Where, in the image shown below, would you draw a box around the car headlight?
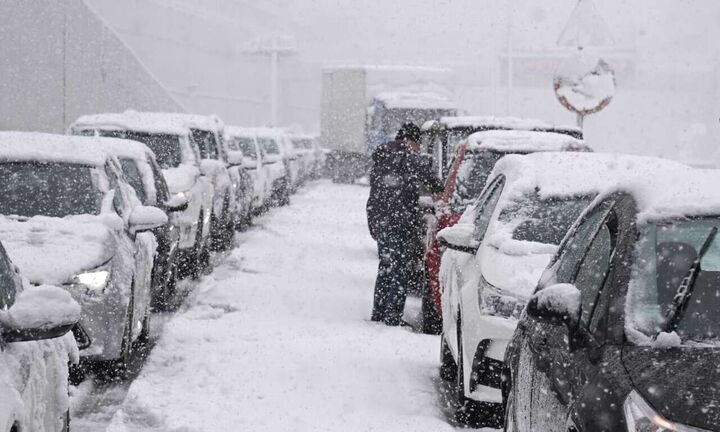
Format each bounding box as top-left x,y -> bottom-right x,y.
72,269 -> 111,295
624,390 -> 708,432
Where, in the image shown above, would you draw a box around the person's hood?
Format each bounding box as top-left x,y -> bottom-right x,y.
0,214 -> 117,285
371,140 -> 403,163
163,164 -> 200,194
622,345 -> 720,430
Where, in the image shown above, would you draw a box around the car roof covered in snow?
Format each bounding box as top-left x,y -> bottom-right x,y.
0,132 -> 119,166
226,126 -> 287,139
422,115 -> 582,137
373,92 -> 455,110
467,129 -> 590,153
72,112 -> 190,136
133,111 -> 225,133
87,137 -> 155,163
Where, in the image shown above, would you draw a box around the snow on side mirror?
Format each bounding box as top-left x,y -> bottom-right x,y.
527,283 -> 581,329
227,151 -> 244,166
437,224 -> 479,254
129,205 -> 168,234
0,285 -> 80,343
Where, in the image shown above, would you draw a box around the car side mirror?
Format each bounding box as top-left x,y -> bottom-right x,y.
264,154 -> 281,165
129,205 -> 168,234
0,285 -> 80,343
227,151 -> 244,166
437,223 -> 479,254
527,283 -> 581,329
164,195 -> 189,213
242,158 -> 257,170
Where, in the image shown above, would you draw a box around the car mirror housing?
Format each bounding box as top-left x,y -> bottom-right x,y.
227,151 -> 244,166
527,283 -> 581,329
0,285 -> 80,343
242,159 -> 257,170
264,154 -> 281,165
129,205 -> 168,234
164,194 -> 189,213
437,224 -> 479,254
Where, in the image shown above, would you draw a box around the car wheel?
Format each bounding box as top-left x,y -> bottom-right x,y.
439,335 -> 457,382
455,315 -> 501,428
421,283 -> 442,335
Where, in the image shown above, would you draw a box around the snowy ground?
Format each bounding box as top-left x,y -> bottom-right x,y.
69,181 -> 481,431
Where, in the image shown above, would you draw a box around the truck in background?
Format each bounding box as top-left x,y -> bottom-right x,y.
320,66 -> 457,183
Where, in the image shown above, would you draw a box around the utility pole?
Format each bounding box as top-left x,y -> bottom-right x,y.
506,0 -> 514,115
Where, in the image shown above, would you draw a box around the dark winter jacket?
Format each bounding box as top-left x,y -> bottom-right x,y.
366,141 -> 444,240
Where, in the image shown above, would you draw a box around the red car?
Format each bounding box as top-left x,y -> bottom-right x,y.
420,129 -> 591,334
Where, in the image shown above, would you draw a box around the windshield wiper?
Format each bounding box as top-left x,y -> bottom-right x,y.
662,226 -> 718,334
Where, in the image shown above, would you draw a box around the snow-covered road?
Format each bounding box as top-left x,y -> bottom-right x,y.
98,181 -> 458,431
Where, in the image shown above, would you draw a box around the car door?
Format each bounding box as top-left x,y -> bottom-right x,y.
529,199 -> 619,431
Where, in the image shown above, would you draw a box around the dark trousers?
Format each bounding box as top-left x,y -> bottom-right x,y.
372,229 -> 423,326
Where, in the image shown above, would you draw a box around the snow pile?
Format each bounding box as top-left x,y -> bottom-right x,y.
0,284 -> 80,330
107,182 -> 457,432
163,165 -> 200,194
467,129 -> 589,154
533,283 -> 581,318
0,215 -> 115,285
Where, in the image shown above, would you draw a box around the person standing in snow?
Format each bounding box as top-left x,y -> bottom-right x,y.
367,123 -> 443,326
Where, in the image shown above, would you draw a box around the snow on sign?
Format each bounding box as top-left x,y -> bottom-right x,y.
553,49 -> 616,121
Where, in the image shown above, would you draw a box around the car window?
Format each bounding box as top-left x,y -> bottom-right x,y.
106,167 -> 127,217
235,137 -> 258,159
259,137 -> 280,155
472,177 -> 505,242
124,132 -> 183,169
0,244 -> 16,310
192,129 -> 219,160
575,223 -> 614,329
454,151 -> 503,203
120,159 -> 147,205
148,157 -> 169,204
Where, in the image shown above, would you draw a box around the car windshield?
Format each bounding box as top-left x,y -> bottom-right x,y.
0,161 -> 101,218
233,137 -> 257,159
453,151 -> 503,202
497,193 -> 592,245
627,217 -> 720,344
259,137 -> 280,155
103,131 -> 183,169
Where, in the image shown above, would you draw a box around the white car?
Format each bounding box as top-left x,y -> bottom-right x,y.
224,126 -> 272,212
70,113 -> 215,278
277,132 -> 302,193
290,134 -> 320,182
437,152 -> 686,427
0,133 -> 167,369
0,240 -> 80,432
255,129 -> 292,206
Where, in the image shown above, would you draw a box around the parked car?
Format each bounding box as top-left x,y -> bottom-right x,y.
421,129 -> 592,334
0,133 -> 167,370
256,129 -> 291,206
217,129 -> 254,229
0,239 -> 80,432
279,133 -> 302,193
503,162 -> 720,431
420,115 -> 583,180
70,113 -> 215,278
224,126 -> 272,213
290,134 -> 318,182
144,113 -> 238,250
84,138 -> 189,310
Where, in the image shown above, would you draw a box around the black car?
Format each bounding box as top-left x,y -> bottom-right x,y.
503,186 -> 720,432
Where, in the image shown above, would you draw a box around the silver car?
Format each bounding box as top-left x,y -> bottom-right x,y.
0,133 -> 167,370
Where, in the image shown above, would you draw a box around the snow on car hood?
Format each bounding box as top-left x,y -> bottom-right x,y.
478,239 -> 556,301
163,164 -> 199,194
0,215 -> 116,285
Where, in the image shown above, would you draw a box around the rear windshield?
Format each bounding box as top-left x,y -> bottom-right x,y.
0,161 -> 101,218
498,194 -> 591,245
100,130 -> 183,170
454,151 -> 503,202
259,137 -> 280,155
232,137 -> 257,159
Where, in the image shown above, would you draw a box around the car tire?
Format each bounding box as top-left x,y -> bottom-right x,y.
439,335 -> 457,382
455,315 -> 501,428
421,283 -> 442,335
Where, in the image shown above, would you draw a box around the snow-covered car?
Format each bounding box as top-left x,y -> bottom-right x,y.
277,132 -> 302,193
422,130 -> 591,334
502,161 -> 717,432
82,138 -> 190,310
224,126 -> 272,213
256,129 -> 291,206
0,133 -> 167,369
290,134 -> 317,183
70,113 -> 215,278
218,129 -> 254,229
420,115 -> 583,180
436,152 -> 670,427
0,239 -> 80,432
144,113 -> 238,250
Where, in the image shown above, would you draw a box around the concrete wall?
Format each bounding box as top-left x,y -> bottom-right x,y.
0,0 -> 183,133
